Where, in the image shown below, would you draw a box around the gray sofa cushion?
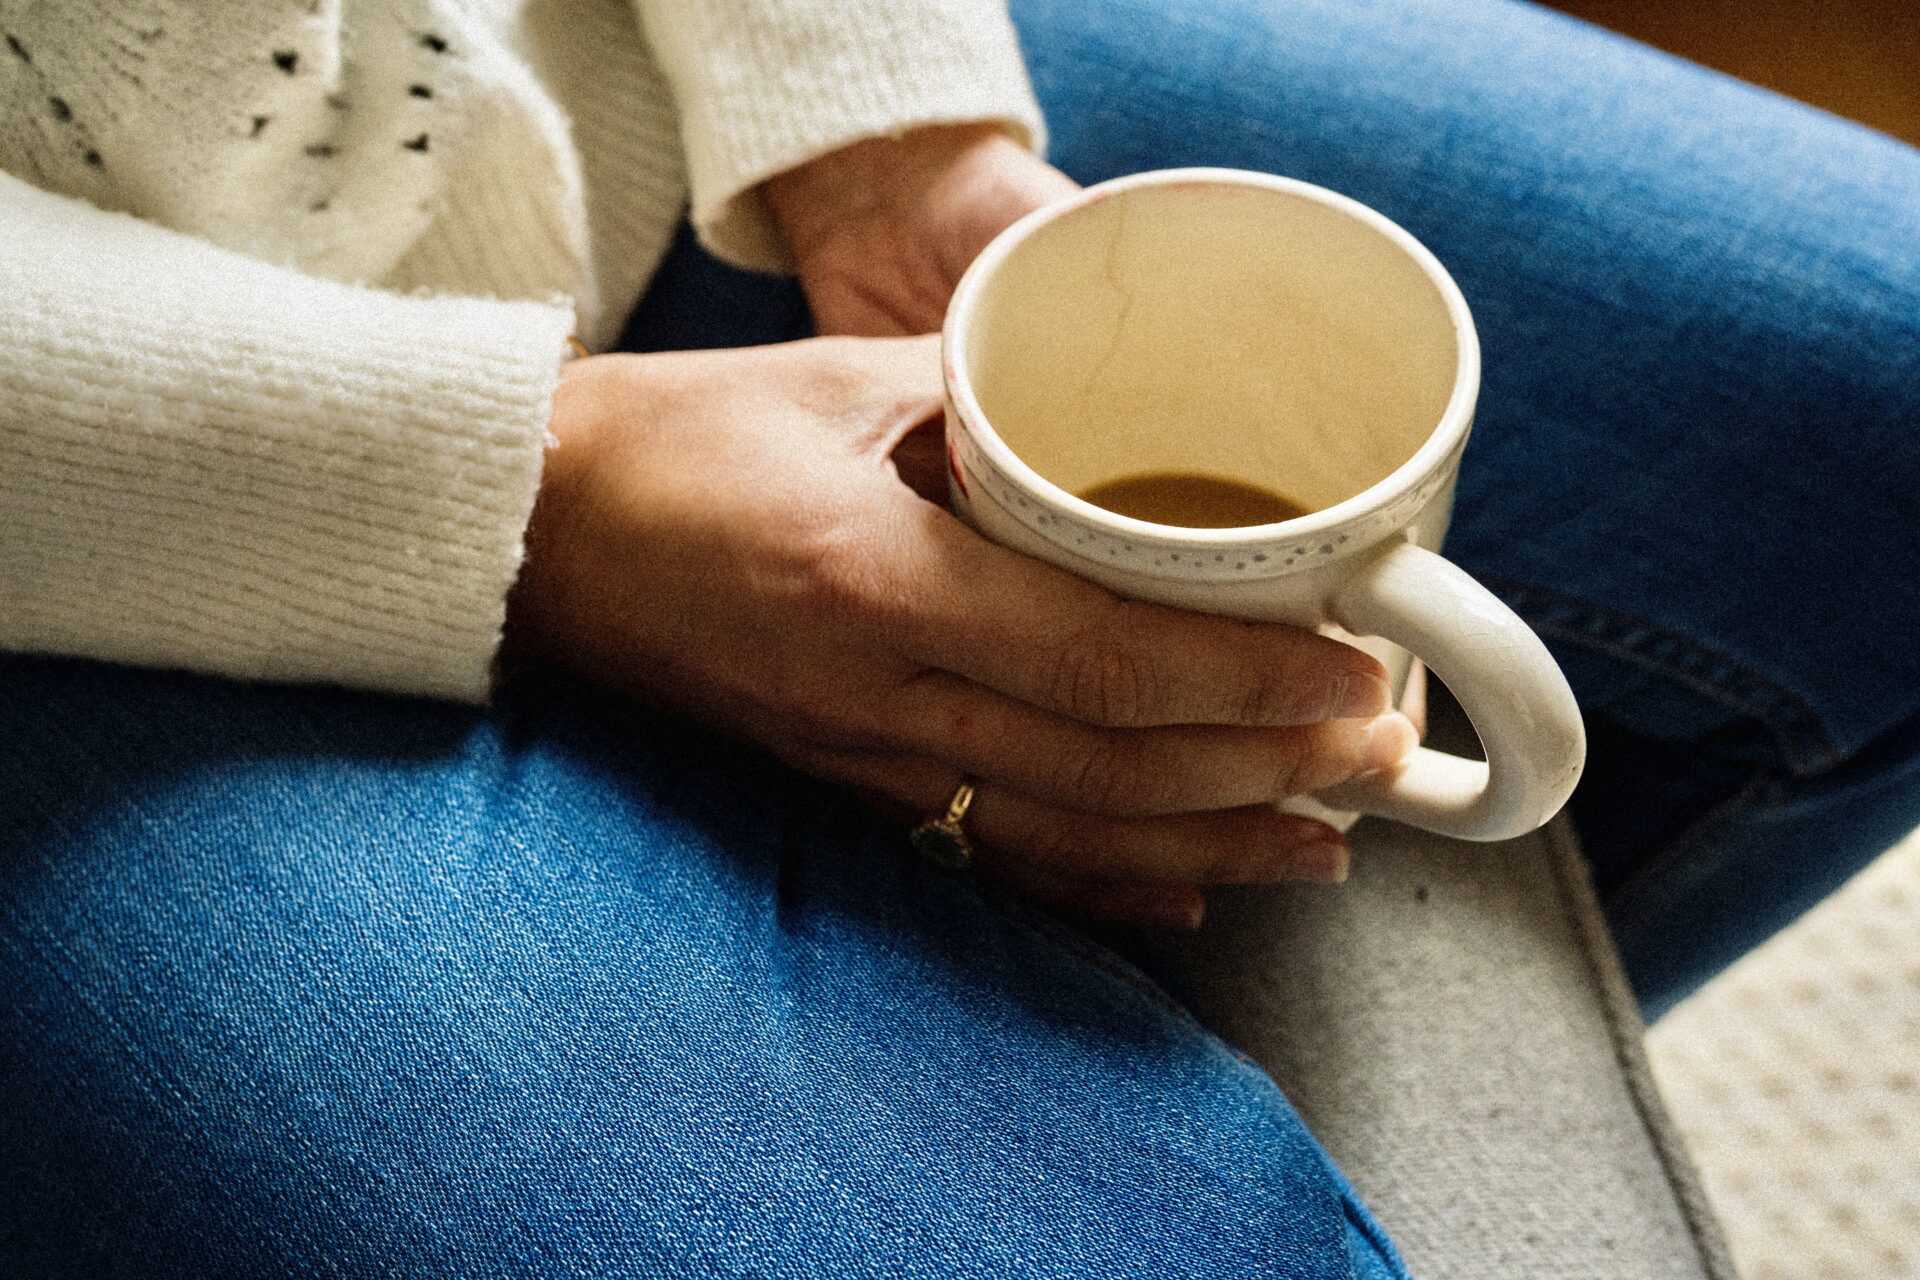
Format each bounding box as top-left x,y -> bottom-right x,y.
1133,812 -> 1739,1279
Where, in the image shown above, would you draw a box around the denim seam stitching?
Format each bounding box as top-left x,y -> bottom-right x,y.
1482,575 -> 1842,774
1339,1190 -> 1411,1278
1528,617 -> 1825,762
1526,613 -> 1816,754
1491,578 -> 1837,767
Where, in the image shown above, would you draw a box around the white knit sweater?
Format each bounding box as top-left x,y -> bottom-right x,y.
0,0 -> 1044,701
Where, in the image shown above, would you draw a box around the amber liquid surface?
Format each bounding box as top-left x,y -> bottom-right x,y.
1076,471 -> 1314,528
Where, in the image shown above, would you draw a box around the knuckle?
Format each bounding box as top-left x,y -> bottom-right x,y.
788,338 -> 883,407
1267,738 -> 1318,799
1237,667 -> 1314,727
1024,820 -> 1094,874
1238,632 -> 1342,725
1301,718 -> 1392,792
1049,611 -> 1163,727
1251,725 -> 1328,794
763,668 -> 871,749
785,510 -> 911,633
787,337 -> 935,432
1264,720 -> 1378,798
1052,740 -> 1136,809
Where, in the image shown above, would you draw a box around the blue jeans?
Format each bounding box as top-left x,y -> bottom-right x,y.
0,663 -> 1401,1277
5,2 -> 1918,1276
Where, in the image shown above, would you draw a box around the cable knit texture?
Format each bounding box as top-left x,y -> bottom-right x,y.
0,0 -> 1043,700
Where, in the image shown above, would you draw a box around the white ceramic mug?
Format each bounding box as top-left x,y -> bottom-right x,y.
939,168 -> 1584,842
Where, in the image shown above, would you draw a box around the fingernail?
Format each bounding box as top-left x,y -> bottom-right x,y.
1293,841 -> 1350,883
1363,711 -> 1418,772
1334,669 -> 1392,719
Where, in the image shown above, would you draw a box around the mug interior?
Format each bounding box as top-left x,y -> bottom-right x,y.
959,179 -> 1462,518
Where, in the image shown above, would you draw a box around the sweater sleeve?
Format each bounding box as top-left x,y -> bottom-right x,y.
0,172 -> 573,704
633,0 -> 1047,272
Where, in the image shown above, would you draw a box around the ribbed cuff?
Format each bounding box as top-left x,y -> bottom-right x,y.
0,174 -> 573,703
636,0 -> 1046,271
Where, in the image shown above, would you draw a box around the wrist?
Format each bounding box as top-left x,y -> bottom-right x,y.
504,356 -> 610,665
765,123 -> 1015,259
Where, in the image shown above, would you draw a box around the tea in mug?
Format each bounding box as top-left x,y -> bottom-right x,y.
1076,471 -> 1313,529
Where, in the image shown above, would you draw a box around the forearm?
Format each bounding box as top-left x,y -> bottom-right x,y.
0,173 -> 572,702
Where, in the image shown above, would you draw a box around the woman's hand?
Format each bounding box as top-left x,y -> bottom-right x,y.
765,124 -> 1080,336
509,338 -> 1415,928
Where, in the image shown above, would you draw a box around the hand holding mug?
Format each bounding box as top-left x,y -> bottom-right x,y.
509,337 -> 1416,928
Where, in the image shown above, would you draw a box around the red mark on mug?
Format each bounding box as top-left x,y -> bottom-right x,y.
947,440 -> 970,498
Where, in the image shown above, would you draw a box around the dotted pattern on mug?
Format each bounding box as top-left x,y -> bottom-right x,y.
948,424 -> 1459,581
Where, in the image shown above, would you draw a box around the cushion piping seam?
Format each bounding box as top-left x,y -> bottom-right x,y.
1545,814 -> 1742,1280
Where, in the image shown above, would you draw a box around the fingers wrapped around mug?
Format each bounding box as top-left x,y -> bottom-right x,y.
872,670 -> 1415,817
817,749 -> 1357,925
890,503 -> 1397,730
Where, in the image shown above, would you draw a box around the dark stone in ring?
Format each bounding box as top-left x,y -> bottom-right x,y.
908,819 -> 972,871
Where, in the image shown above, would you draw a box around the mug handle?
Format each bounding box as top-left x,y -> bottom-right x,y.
1314,539 -> 1586,841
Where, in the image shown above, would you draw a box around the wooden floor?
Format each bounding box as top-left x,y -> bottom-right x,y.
1548,0 -> 1920,144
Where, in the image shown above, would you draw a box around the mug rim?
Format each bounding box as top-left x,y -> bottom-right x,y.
941,167 -> 1482,547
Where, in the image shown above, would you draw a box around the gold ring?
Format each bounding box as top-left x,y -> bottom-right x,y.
908,780 -> 977,870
